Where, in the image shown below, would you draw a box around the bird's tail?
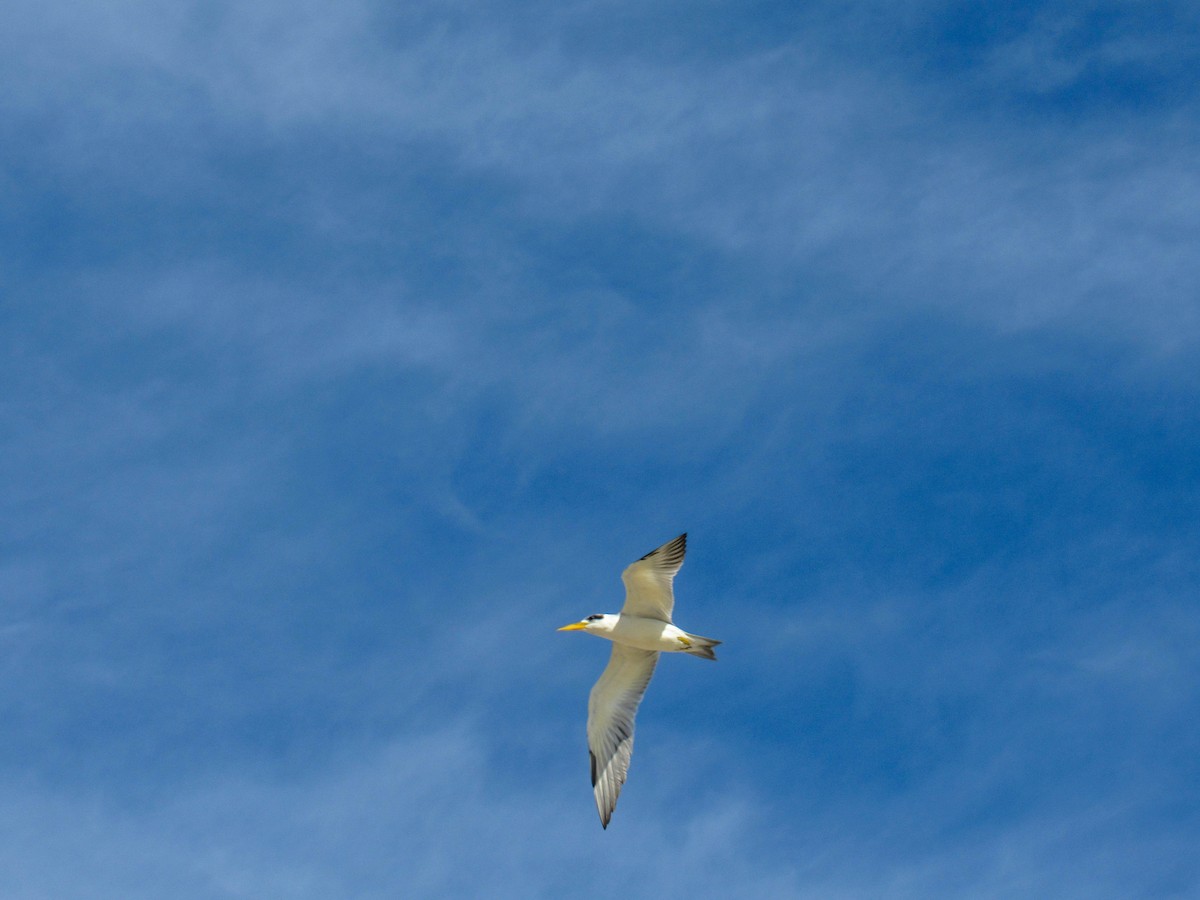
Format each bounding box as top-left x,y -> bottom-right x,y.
684,633 -> 721,661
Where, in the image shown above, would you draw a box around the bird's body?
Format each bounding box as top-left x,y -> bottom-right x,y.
558,533 -> 720,828
571,613 -> 712,654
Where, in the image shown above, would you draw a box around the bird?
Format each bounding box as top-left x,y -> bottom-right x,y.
558,533 -> 721,828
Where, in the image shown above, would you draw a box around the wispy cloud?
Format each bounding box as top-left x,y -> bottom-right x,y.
9,0 -> 1198,356
2,1 -> 1198,896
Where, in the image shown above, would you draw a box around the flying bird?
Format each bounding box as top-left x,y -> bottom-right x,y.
558,533 -> 721,828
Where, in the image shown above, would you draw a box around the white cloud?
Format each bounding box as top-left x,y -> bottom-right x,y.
2,6 -> 1197,896
7,0 -> 1198,360
0,723 -> 810,899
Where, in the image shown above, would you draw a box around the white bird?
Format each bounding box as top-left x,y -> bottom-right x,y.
558,533 -> 721,828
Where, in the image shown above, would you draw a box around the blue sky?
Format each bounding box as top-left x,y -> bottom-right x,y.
3,0 -> 1199,896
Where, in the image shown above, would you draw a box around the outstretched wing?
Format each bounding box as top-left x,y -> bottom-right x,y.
586,644 -> 659,829
619,533 -> 686,622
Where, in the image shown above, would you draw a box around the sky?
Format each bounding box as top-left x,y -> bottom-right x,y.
2,0 -> 1199,896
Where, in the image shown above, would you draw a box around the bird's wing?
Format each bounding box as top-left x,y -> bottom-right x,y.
587,643 -> 659,829
619,533 -> 686,622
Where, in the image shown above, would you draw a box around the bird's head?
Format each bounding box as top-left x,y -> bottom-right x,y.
557,613 -> 611,634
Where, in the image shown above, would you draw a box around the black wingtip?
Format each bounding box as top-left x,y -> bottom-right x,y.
640,532 -> 687,563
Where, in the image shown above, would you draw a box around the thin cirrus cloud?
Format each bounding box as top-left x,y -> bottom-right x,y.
2,0 -> 1199,897
8,0 -> 1198,353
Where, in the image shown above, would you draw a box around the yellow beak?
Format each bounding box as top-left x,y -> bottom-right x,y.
557,622 -> 587,631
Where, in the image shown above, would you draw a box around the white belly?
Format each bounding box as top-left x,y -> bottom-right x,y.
607,615 -> 690,652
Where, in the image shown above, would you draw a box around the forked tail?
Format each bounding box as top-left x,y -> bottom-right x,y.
684,633 -> 721,661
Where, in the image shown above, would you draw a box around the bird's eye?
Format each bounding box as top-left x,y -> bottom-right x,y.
587,614 -> 602,621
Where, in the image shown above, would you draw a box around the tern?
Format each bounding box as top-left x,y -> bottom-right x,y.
558,533 -> 720,828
